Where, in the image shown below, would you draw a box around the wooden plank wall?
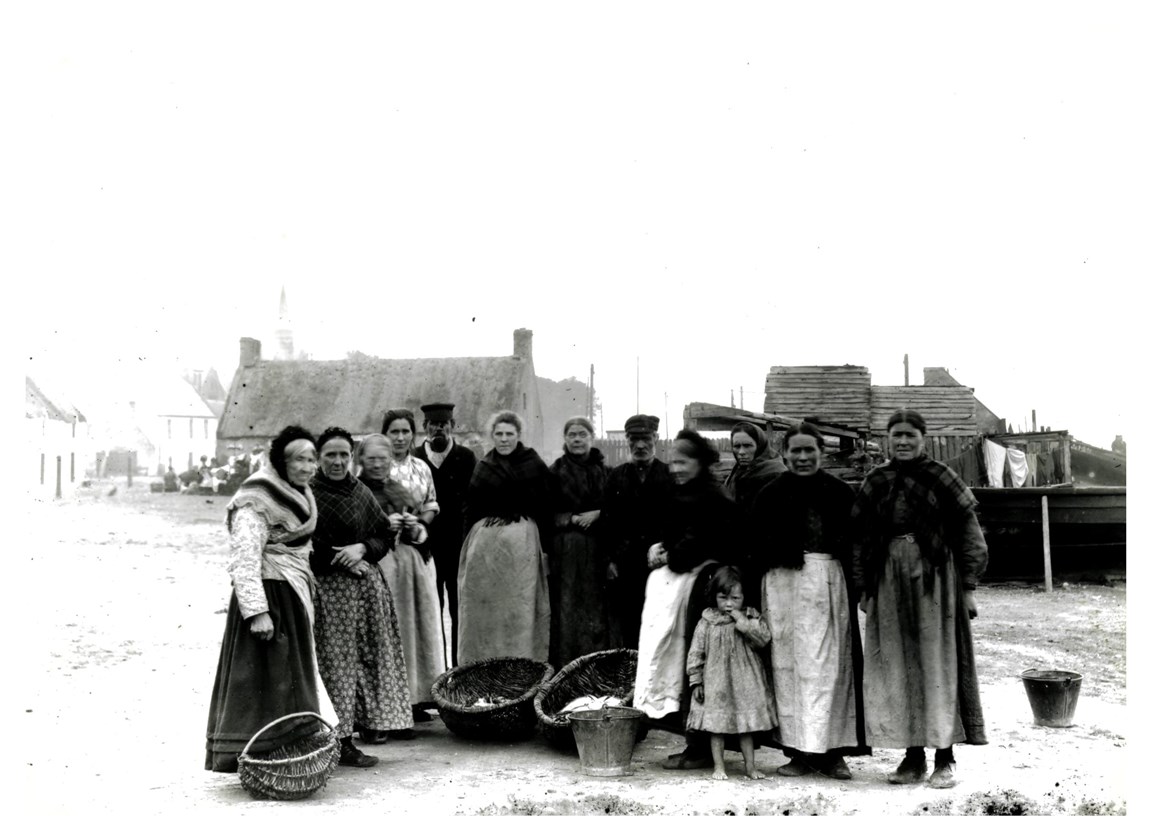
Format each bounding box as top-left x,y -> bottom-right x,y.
764,365 -> 871,429
869,386 -> 977,435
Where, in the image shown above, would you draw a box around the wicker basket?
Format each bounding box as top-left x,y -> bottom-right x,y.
237,712 -> 339,800
534,648 -> 640,751
431,657 -> 554,741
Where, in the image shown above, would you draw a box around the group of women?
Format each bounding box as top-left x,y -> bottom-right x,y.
634,410 -> 987,788
205,405 -> 987,789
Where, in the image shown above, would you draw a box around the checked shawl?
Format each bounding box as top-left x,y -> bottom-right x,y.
309,472 -> 394,574
850,455 -> 978,597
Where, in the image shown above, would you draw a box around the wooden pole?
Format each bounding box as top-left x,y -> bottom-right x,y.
904,353 -> 909,386
56,455 -> 63,500
1041,494 -> 1053,592
1032,409 -> 1037,433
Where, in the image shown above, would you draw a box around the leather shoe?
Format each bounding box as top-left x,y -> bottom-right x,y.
928,762 -> 957,789
661,751 -> 712,770
776,757 -> 815,777
387,728 -> 417,740
338,743 -> 379,768
818,756 -> 852,780
887,755 -> 927,785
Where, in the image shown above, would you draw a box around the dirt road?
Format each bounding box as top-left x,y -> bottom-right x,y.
15,482 -> 1127,816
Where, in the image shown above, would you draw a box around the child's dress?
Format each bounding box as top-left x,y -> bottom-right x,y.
686,606 -> 777,734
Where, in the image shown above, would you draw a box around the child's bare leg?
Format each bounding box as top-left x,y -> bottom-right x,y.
710,735 -> 727,780
740,734 -> 764,779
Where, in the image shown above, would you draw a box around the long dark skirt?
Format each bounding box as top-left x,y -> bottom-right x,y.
549,529 -> 608,667
205,581 -> 325,773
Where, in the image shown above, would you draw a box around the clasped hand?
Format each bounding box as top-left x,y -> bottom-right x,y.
332,542 -> 370,577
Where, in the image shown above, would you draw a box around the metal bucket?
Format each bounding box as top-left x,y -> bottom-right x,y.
1020,669 -> 1082,727
569,707 -> 646,777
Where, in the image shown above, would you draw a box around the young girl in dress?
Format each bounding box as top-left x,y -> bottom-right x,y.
686,565 -> 777,780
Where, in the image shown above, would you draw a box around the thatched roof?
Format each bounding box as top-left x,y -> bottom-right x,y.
220,355 -> 532,440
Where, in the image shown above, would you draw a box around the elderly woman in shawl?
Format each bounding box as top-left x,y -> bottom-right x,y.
361,414 -> 447,733
457,411 -> 552,665
851,409 -> 988,790
205,425 -> 336,772
749,422 -> 868,780
311,426 -> 411,768
635,430 -> 742,771
547,416 -> 610,667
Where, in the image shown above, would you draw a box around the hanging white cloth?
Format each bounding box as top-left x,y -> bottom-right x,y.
1006,448 -> 1029,488
983,439 -> 1007,488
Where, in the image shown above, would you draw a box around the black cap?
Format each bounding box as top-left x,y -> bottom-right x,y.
420,402 -> 456,424
624,414 -> 659,435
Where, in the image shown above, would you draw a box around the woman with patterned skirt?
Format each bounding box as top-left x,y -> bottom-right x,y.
310,426 -> 411,768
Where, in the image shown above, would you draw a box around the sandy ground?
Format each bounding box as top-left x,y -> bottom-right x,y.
13,481 -> 1129,818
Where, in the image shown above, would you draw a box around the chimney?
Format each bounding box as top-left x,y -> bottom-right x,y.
513,328 -> 533,360
240,337 -> 262,368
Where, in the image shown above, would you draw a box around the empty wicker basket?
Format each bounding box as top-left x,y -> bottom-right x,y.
534,648 -> 639,751
431,657 -> 554,741
237,712 -> 339,800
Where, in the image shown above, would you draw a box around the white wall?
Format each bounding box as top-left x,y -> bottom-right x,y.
26,417 -> 91,500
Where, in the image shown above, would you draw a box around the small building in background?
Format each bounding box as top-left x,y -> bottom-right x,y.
25,376 -> 90,500
217,328 -> 547,461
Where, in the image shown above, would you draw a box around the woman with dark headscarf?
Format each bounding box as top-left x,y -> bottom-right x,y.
357,421 -> 446,735
457,411 -> 552,665
311,426 -> 411,768
851,409 -> 988,790
723,422 -> 786,515
749,422 -> 868,779
634,429 -> 742,771
205,425 -> 335,772
547,416 -> 610,666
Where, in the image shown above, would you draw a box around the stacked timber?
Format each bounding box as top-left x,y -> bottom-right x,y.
869,386 -> 977,435
763,365 -> 871,430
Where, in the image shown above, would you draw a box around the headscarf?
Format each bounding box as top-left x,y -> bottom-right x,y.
723,423 -> 786,508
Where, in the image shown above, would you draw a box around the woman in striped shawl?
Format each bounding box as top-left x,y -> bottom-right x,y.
205,426 -> 336,772
851,409 -> 988,790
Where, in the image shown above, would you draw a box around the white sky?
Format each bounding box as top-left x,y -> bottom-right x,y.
11,1 -> 1147,448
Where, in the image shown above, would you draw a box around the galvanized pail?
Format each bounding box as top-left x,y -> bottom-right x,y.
569,707 -> 646,777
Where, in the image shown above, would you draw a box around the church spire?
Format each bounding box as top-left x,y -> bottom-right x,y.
275,285 -> 294,360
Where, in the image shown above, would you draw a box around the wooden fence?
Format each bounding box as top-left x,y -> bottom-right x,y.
593,437 -> 733,469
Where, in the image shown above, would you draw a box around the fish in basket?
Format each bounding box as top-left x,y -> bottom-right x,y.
431,656 -> 554,741
237,712 -> 339,800
534,648 -> 640,751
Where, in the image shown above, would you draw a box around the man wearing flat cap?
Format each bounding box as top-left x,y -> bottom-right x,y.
413,402 -> 477,666
599,413 -> 675,649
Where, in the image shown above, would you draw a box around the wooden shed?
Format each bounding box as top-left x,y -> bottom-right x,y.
763,365 -> 872,430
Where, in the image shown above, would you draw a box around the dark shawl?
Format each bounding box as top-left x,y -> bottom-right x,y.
462,442 -> 553,542
850,455 -> 983,598
549,447 -> 608,531
723,426 -> 787,513
750,468 -> 856,575
309,472 -> 395,576
659,473 -> 742,573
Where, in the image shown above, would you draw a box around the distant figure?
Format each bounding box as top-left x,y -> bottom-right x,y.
1111,435 -> 1126,456
163,466 -> 179,493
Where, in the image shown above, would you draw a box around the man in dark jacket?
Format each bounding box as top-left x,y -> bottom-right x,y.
412,402 -> 477,667
599,413 -> 676,650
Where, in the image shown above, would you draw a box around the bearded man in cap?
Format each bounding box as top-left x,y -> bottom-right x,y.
412,402 -> 477,666
599,414 -> 675,649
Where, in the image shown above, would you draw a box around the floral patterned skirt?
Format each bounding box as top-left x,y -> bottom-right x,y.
314,567 -> 413,738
